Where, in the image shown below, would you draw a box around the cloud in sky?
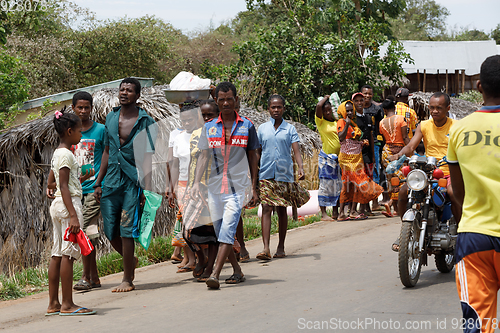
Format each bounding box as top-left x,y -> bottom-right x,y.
72,0 -> 499,33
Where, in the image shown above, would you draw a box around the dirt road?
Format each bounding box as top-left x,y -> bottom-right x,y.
1,216 -> 462,332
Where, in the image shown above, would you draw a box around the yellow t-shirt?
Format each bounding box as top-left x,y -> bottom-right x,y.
315,115 -> 340,155
51,148 -> 82,199
447,110 -> 500,236
420,117 -> 456,176
395,102 -> 418,139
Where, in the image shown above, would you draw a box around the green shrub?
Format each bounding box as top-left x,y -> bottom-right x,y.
459,90 -> 483,104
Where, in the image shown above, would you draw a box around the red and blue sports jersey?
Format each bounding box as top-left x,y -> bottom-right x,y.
199,112 -> 260,194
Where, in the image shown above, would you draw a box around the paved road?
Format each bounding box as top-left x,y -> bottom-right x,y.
1,216 -> 464,332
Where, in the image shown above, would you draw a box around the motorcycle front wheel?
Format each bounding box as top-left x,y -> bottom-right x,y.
398,222 -> 423,287
435,252 -> 455,273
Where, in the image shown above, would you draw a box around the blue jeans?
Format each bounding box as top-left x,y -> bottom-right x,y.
207,191 -> 244,245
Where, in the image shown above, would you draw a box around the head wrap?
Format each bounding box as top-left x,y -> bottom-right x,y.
337,100 -> 363,140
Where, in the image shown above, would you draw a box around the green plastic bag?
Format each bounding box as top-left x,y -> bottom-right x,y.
138,190 -> 163,250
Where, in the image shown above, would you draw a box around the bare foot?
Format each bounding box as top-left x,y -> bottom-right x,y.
112,281 -> 135,292
321,214 -> 334,221
131,256 -> 139,282
46,304 -> 61,314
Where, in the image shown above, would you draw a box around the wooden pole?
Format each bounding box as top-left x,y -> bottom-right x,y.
461,70 -> 465,94
445,69 -> 448,94
417,69 -> 421,91
423,69 -> 427,93
455,70 -> 460,95
437,69 -> 440,92
469,76 -> 473,92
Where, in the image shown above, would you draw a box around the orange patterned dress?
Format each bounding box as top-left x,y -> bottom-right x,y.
337,119 -> 383,204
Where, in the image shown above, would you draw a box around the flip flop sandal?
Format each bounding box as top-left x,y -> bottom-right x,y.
256,252 -> 272,261
351,214 -> 368,220
337,216 -> 350,221
365,211 -> 375,217
206,276 -> 220,289
73,279 -> 91,291
392,237 -> 400,252
273,252 -> 286,258
239,253 -> 251,263
91,281 -> 101,288
193,264 -> 207,278
225,273 -> 246,284
197,275 -> 210,282
170,255 -> 183,264
45,311 -> 60,316
177,266 -> 195,273
59,307 -> 96,316
382,211 -> 394,218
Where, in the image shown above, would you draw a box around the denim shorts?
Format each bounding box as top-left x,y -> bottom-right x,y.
207,191 -> 244,245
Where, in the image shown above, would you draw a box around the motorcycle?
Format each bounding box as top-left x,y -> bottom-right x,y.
388,155 -> 457,288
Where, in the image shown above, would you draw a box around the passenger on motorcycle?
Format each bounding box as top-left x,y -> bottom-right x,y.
390,92 -> 461,250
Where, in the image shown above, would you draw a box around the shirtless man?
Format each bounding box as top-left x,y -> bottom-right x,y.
94,78 -> 155,291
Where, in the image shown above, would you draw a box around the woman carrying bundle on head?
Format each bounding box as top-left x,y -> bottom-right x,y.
337,99 -> 383,221
379,96 -> 410,217
168,101 -> 204,273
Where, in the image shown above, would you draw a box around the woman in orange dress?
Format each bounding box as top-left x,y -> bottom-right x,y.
379,97 -> 410,217
337,101 -> 383,221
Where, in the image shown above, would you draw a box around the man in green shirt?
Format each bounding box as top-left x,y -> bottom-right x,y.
94,78 -> 155,292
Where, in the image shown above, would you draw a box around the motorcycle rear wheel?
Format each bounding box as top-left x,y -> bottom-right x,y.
398,222 -> 423,287
435,252 -> 455,273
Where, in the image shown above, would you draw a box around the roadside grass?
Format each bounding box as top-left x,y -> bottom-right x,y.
1,210 -> 320,301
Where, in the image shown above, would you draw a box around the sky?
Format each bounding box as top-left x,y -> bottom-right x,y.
71,0 -> 500,34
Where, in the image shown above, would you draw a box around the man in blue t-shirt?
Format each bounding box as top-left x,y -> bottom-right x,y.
70,91 -> 105,291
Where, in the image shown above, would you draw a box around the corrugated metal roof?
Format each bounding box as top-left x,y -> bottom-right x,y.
380,40 -> 498,76
20,77 -> 154,110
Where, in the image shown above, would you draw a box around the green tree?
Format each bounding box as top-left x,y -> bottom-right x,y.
390,0 -> 450,40
0,49 -> 29,128
242,0 -> 405,37
452,28 -> 490,41
216,13 -> 411,124
65,15 -> 184,87
490,23 -> 500,44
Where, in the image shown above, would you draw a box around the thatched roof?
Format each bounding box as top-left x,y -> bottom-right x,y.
0,84 -> 322,273
409,91 -> 482,121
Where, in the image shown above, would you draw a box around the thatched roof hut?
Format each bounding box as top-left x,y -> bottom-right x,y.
0,84 -> 322,273
409,91 -> 482,121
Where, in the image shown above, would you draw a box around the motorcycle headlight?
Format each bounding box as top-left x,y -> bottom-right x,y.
407,169 -> 428,191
